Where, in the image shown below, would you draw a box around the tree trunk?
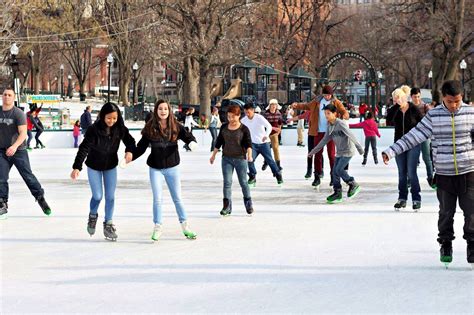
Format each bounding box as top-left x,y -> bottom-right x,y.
199,58 -> 212,118
120,77 -> 131,106
181,57 -> 200,105
34,68 -> 41,94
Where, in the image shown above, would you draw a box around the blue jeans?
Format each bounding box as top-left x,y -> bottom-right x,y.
0,149 -> 44,201
222,156 -> 251,200
332,156 -> 354,190
248,142 -> 280,176
27,130 -> 33,147
209,127 -> 218,151
87,167 -> 117,222
149,166 -> 187,225
421,140 -> 434,180
395,145 -> 421,202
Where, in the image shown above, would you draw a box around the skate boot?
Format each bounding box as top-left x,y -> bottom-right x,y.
248,173 -> 256,188
181,221 -> 197,240
276,172 -> 283,186
312,174 -> 321,191
347,181 -> 361,199
151,224 -> 163,241
276,160 -> 283,171
0,198 -> 8,220
362,157 -> 367,166
26,146 -> 32,152
327,189 -> 343,204
262,161 -> 268,171
87,213 -> 98,236
467,241 -> 474,269
220,198 -> 232,216
103,221 -> 117,241
439,240 -> 453,268
373,154 -> 378,165
304,167 -> 312,180
244,197 -> 254,215
412,201 -> 421,212
394,199 -> 407,211
36,196 -> 51,216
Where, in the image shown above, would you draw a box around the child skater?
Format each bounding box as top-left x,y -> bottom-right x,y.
73,120 -> 80,148
132,100 -> 197,242
308,104 -> 364,203
71,102 -> 135,241
210,105 -> 253,216
349,111 -> 381,165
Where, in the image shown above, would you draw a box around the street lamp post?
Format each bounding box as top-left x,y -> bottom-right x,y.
132,62 -> 138,107
28,50 -> 34,92
428,70 -> 433,90
60,64 -> 64,99
460,59 -> 467,97
67,75 -> 72,99
10,43 -> 20,106
107,53 -> 114,103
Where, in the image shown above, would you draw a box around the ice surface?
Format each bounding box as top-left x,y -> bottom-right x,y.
1,145 -> 473,314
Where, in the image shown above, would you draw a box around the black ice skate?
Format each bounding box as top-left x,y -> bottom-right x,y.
394,200 -> 406,211
244,197 -> 254,215
326,189 -> 343,204
36,196 -> 51,216
304,167 -> 312,180
220,198 -> 232,216
312,174 -> 321,191
276,173 -> 283,186
262,161 -> 268,171
248,173 -> 256,188
362,157 -> 367,166
103,221 -> 117,241
440,241 -> 453,269
467,241 -> 474,269
347,181 -> 361,199
412,201 -> 421,212
87,213 -> 99,236
0,198 -> 8,220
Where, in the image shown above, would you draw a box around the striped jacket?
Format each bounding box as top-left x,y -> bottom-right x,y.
384,103 -> 474,176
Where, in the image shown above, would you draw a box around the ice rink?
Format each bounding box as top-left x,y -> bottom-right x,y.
1,144 -> 473,314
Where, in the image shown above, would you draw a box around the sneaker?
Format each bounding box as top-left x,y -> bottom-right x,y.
181,221 -> 197,239
394,199 -> 406,211
440,241 -> 453,263
244,197 -> 254,215
103,221 -> 117,241
467,241 -> 474,264
36,196 -> 51,216
347,181 -> 361,198
247,173 -> 256,187
412,201 -> 421,212
87,213 -> 99,236
275,173 -> 283,185
151,223 -> 163,241
220,198 -> 232,216
327,190 -> 343,204
0,198 -> 8,219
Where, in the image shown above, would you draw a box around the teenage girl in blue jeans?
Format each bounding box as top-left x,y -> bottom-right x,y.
71,102 -> 135,241
132,100 -> 197,242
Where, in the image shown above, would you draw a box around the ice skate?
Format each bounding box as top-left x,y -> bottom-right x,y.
412,201 -> 421,212
326,189 -> 343,204
103,221 -> 117,241
276,173 -> 283,186
244,197 -> 254,215
467,241 -> 474,268
312,175 -> 321,191
151,224 -> 163,241
393,200 -> 406,211
247,173 -> 256,188
181,221 -> 197,240
440,241 -> 453,269
0,199 -> 8,220
220,198 -> 232,216
304,168 -> 312,180
362,157 -> 367,166
36,196 -> 51,216
87,213 -> 98,236
261,161 -> 268,171
347,181 -> 361,199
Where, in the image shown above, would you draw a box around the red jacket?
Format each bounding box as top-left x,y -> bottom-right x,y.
349,119 -> 381,138
26,106 -> 42,131
73,125 -> 81,137
359,103 -> 368,115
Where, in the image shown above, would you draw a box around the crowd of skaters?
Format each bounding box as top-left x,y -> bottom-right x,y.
0,79 -> 473,266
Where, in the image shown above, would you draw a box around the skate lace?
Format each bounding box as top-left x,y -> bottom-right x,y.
105,223 -> 116,233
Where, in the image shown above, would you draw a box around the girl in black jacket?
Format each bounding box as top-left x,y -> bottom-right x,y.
71,102 -> 135,241
132,100 -> 197,242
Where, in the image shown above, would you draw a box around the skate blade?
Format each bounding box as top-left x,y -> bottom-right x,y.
443,262 -> 450,269
327,199 -> 343,204
104,237 -> 117,242
184,235 -> 197,240
313,185 -> 320,192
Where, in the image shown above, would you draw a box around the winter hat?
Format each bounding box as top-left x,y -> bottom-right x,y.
322,85 -> 333,95
266,98 -> 282,110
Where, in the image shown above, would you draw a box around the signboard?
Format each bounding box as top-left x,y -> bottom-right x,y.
27,95 -> 61,104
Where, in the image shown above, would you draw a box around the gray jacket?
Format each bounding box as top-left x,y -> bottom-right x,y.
309,119 -> 364,157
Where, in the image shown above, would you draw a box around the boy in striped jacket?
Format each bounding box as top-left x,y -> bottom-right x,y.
382,80 -> 474,267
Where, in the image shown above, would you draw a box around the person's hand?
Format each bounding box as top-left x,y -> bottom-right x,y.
262,136 -> 268,142
70,169 -> 80,180
209,155 -> 215,165
125,152 -> 133,163
382,152 -> 390,165
6,145 -> 18,157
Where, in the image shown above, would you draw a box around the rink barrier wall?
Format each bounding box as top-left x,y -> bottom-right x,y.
31,127 -> 398,149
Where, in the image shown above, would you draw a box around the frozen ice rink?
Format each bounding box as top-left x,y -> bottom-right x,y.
1,145 -> 473,314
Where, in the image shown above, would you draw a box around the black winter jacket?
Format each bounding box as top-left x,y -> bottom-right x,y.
133,124 -> 196,169
386,102 -> 423,142
73,121 -> 136,171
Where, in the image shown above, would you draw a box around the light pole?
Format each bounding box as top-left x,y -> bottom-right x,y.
107,53 -> 114,103
67,75 -> 72,99
377,71 -> 383,117
460,59 -> 467,97
60,64 -> 64,99
28,50 -> 34,92
428,70 -> 433,90
132,62 -> 138,107
10,43 -> 20,106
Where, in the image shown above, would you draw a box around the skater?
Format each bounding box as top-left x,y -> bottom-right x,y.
73,120 -> 80,148
308,104 -> 364,203
32,110 -> 45,149
0,87 -> 51,219
411,87 -> 435,188
71,102 -> 135,241
262,99 -> 283,172
382,80 -> 474,267
80,105 -> 92,135
210,104 -> 253,216
349,111 -> 381,165
291,85 -> 348,188
183,107 -> 198,151
209,106 -> 220,152
132,100 -> 197,241
241,103 -> 283,187
26,103 -> 42,151
386,85 -> 423,211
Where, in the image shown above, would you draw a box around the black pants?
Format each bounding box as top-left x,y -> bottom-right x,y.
35,129 -> 44,147
364,136 -> 377,159
436,172 -> 474,243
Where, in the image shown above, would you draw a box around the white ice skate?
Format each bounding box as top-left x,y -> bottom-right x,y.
151,224 -> 163,242
181,221 -> 197,240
